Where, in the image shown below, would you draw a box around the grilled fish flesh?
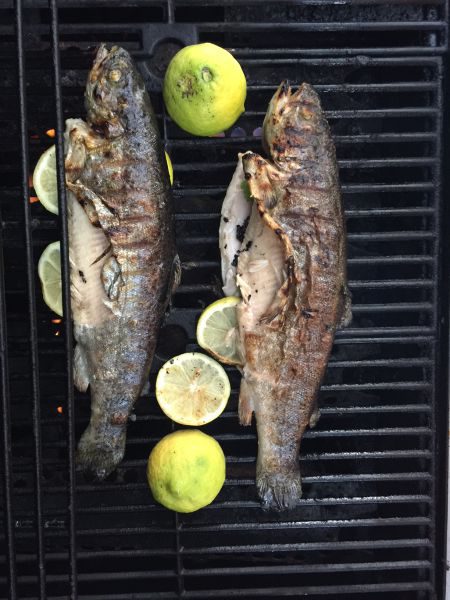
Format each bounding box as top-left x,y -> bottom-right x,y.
220,82 -> 351,509
64,45 -> 178,479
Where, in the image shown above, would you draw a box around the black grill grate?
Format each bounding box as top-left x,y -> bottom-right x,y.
0,1 -> 449,598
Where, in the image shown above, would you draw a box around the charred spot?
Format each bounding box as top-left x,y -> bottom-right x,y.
247,294 -> 251,301
111,412 -> 127,426
92,122 -> 107,137
279,80 -> 290,95
302,309 -> 314,319
78,270 -> 87,284
223,216 -> 229,223
244,240 -> 253,252
231,253 -> 239,268
224,244 -> 227,249
236,216 -> 250,243
274,228 -> 282,236
104,150 -> 112,159
272,142 -> 284,154
244,172 -> 252,180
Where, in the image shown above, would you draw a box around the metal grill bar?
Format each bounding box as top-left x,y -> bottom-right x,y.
48,0 -> 78,596
14,0 -> 47,596
0,160 -> 17,600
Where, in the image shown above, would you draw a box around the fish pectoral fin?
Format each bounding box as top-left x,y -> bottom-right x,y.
73,344 -> 90,392
102,255 -> 123,301
171,254 -> 182,295
163,254 -> 182,312
66,181 -> 102,228
238,378 -> 255,426
103,298 -> 122,317
242,151 -> 281,211
338,285 -> 352,328
309,404 -> 321,429
140,380 -> 151,397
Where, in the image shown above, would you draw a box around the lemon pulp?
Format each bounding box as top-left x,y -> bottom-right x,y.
155,352 -> 230,426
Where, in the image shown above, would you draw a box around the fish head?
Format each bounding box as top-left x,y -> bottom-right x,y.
85,44 -> 138,135
262,81 -> 325,169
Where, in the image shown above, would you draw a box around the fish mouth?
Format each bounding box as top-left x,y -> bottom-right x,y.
262,80 -> 322,166
89,44 -> 118,83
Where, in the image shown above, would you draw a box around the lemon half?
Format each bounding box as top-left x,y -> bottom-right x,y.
38,241 -> 62,316
155,352 -> 230,426
147,429 -> 226,513
32,145 -> 59,214
196,296 -> 241,365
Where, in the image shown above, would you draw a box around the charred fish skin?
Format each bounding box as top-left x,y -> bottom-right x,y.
65,45 -> 177,480
237,82 -> 350,510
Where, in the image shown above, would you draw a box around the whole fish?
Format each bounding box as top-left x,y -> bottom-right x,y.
220,82 -> 350,509
64,45 -> 178,479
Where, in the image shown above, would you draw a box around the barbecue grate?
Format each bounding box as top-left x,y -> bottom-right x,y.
0,1 -> 449,598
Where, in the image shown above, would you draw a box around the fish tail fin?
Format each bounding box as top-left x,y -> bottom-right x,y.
76,421 -> 127,480
256,469 -> 302,511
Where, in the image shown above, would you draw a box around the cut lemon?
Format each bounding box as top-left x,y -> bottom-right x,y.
38,241 -> 63,316
196,296 -> 241,365
155,352 -> 230,426
32,145 -> 59,215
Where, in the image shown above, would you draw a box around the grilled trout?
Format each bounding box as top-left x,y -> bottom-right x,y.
221,82 -> 350,509
64,45 -> 178,479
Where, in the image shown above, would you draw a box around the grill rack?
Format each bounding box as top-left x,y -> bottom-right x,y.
0,1 -> 449,598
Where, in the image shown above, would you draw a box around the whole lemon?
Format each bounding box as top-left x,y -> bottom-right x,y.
147,429 -> 226,512
163,42 -> 246,136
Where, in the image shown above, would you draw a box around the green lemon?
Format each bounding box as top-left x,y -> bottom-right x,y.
163,43 -> 246,136
147,429 -> 226,513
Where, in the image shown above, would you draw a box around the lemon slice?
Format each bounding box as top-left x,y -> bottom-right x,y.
156,352 -> 230,426
33,145 -> 59,215
38,241 -> 63,316
196,296 -> 241,365
165,151 -> 174,185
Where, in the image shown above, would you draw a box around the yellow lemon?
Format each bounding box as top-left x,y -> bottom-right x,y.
147,429 -> 226,512
163,43 -> 246,136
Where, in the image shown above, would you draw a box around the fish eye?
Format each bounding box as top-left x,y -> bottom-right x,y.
109,69 -> 122,83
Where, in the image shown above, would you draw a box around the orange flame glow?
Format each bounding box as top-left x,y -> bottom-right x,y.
55,331 -> 60,337
28,174 -> 33,188
51,318 -> 62,324
57,406 -> 63,414
46,129 -> 56,138
29,196 -> 39,204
